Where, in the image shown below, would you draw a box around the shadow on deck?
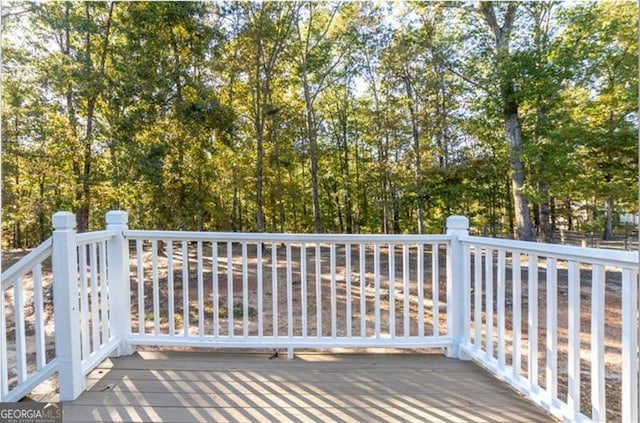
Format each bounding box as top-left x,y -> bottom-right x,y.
62,352 -> 552,422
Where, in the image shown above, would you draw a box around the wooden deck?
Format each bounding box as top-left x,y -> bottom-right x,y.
62,351 -> 552,422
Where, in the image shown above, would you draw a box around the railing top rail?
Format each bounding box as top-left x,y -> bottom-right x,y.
1,237 -> 53,289
76,230 -> 117,246
461,234 -> 639,269
124,230 -> 452,244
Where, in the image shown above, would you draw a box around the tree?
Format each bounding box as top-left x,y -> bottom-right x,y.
559,2 -> 638,239
2,1 -> 637,246
477,2 -> 535,241
294,1 -> 352,233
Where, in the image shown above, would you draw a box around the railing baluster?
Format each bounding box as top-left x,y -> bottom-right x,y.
271,243 -> 278,338
182,241 -> 189,337
512,252 -> 522,378
374,243 -> 380,338
590,264 -> 605,422
33,264 -> 45,369
300,244 -> 307,338
497,249 -> 505,368
546,257 -> 558,402
621,268 -> 638,423
242,242 -> 249,337
345,243 -> 351,338
359,243 -> 366,338
99,241 -> 109,343
0,287 -> 8,398
272,242 -> 277,337
567,260 -> 581,417
151,240 -> 159,336
417,244 -> 424,338
432,244 -> 439,337
14,278 -> 27,383
227,241 -> 234,337
403,244 -> 410,337
463,244 -> 471,346
136,240 -> 145,335
90,242 -> 100,350
388,243 -> 395,338
528,254 -> 538,388
167,241 -> 175,336
474,247 -> 482,350
330,243 -> 337,338
79,246 -> 90,357
315,243 -> 321,338
213,242 -> 219,337
197,241 -> 204,337
286,243 -> 293,338
485,248 -> 494,359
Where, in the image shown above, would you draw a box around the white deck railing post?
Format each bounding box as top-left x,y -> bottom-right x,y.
52,212 -> 84,400
446,215 -> 469,359
621,268 -> 638,422
106,210 -> 134,356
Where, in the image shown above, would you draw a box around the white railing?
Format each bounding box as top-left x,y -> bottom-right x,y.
123,231 -> 453,353
1,210 -> 638,423
76,230 -> 120,376
1,237 -> 57,402
459,236 -> 639,423
0,211 -> 130,401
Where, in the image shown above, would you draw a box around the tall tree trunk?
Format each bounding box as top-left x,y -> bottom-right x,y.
603,195 -> 613,240
338,99 -> 354,233
269,111 -> 286,232
538,180 -> 552,242
565,199 -> 573,231
505,112 -> 534,240
505,175 -> 514,236
232,183 -> 239,231
254,49 -> 265,232
364,50 -> 388,234
437,70 -> 448,168
78,2 -> 113,232
480,3 -> 534,241
287,168 -> 299,231
380,134 -> 389,234
403,74 -> 424,234
333,180 -> 344,232
550,197 -> 557,233
301,67 -> 322,233
531,6 -> 554,243
61,3 -> 82,231
354,126 -> 362,233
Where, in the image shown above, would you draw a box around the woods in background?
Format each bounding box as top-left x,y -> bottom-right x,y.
1,1 -> 637,247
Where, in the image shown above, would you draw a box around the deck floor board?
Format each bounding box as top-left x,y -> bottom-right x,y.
62,352 -> 553,422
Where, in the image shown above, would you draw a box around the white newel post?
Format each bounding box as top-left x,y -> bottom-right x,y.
446,215 -> 469,359
106,211 -> 134,356
52,212 -> 84,400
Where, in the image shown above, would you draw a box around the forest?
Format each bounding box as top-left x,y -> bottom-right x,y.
1,1 -> 637,249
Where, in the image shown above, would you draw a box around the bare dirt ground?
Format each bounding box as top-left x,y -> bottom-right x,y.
2,238 -> 630,421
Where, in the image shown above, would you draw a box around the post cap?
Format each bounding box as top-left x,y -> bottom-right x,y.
52,212 -> 76,230
106,210 -> 128,227
446,215 -> 469,232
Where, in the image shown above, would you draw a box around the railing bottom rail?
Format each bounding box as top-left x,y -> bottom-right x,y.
127,335 -> 453,350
